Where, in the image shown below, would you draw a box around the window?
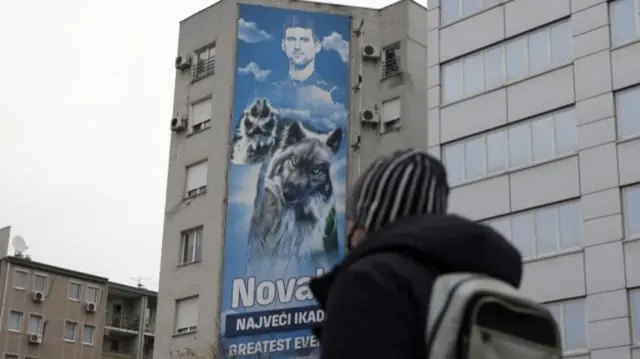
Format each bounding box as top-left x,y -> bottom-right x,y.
485,201 -> 581,259
12,270 -> 27,289
624,185 -> 640,238
175,296 -> 199,334
442,0 -> 499,24
27,315 -> 43,334
4,355 -> 18,359
64,321 -> 77,341
86,286 -> 100,303
616,86 -> 640,139
443,108 -> 577,185
8,311 -> 22,332
442,20 -> 571,103
180,227 -> 203,265
33,274 -> 47,293
193,43 -> 216,80
82,325 -> 95,344
631,290 -> 640,343
190,99 -> 212,132
382,42 -> 401,78
186,161 -> 208,197
68,282 -> 81,300
546,299 -> 587,351
610,0 -> 639,46
381,97 -> 401,132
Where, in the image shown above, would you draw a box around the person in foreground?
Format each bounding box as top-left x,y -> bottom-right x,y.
309,148 -> 524,359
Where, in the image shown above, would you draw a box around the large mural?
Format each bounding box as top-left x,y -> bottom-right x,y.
219,4 -> 350,358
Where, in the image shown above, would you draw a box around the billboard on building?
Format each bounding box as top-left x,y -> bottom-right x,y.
220,4 -> 350,358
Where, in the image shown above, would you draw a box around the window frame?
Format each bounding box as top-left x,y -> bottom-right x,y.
484,201 -> 582,260
189,97 -> 213,133
441,0 -> 500,26
8,310 -> 23,332
63,320 -> 78,342
545,298 -> 588,353
68,281 -> 82,301
32,273 -> 48,293
382,42 -> 402,78
27,314 -> 43,334
193,43 -> 216,81
3,354 -> 19,359
443,107 -> 577,186
441,19 -> 571,105
82,324 -> 95,345
623,184 -> 640,240
609,0 -> 640,47
12,269 -> 28,290
180,227 -> 203,265
86,285 -> 100,304
185,160 -> 208,198
615,85 -> 640,140
175,296 -> 199,335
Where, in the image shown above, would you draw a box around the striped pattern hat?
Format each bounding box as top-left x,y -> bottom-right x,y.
347,148 -> 450,232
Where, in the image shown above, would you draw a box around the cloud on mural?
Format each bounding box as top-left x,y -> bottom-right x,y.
237,62 -> 271,81
321,32 -> 349,63
238,18 -> 272,43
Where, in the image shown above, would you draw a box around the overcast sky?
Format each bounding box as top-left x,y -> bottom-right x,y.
0,0 -> 426,291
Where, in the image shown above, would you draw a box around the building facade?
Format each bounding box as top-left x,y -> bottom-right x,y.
156,0 -> 427,357
0,250 -> 157,359
426,0 -> 640,358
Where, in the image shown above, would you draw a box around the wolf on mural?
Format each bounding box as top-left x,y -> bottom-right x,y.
220,4 -> 350,358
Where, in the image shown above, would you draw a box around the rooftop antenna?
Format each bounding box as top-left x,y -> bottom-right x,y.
130,276 -> 151,289
11,236 -> 28,257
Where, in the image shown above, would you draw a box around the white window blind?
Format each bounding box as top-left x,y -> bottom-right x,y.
382,98 -> 401,123
175,297 -> 199,333
186,161 -> 208,196
190,100 -> 212,130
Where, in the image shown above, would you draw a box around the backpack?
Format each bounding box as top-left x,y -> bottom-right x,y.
425,273 -> 563,359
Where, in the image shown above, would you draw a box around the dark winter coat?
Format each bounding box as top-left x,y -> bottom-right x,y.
309,214 -> 523,359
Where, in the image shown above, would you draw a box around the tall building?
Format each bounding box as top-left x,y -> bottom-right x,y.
0,230 -> 157,359
156,0 -> 427,357
427,0 -> 640,357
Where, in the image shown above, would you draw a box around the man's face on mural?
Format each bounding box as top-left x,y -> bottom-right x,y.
282,27 -> 321,68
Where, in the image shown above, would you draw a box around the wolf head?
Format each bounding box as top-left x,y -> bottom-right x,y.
230,98 -> 279,165
268,121 -> 342,211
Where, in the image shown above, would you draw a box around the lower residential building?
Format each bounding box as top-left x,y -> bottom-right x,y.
0,242 -> 156,359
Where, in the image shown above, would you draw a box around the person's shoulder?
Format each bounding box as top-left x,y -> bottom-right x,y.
348,251 -> 436,288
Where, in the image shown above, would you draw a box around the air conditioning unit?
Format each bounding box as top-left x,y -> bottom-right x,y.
175,55 -> 192,71
85,301 -> 97,313
32,291 -> 44,303
170,116 -> 187,132
28,333 -> 42,344
362,45 -> 380,60
360,109 -> 377,123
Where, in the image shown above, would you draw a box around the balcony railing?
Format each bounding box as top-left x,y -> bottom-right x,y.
105,314 -> 140,331
192,57 -> 215,81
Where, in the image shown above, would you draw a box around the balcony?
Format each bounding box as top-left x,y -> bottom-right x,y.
105,314 -> 140,333
192,57 -> 215,82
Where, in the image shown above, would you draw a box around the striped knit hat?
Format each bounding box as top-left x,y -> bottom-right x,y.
347,148 -> 450,232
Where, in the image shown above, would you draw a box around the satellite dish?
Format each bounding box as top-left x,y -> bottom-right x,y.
11,236 -> 28,256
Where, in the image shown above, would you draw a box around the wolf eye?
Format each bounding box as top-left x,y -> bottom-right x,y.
312,168 -> 320,175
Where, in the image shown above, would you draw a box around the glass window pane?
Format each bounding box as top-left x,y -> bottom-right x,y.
535,208 -> 558,255
484,47 -> 504,89
532,117 -> 554,162
554,110 -> 578,155
444,62 -> 464,103
506,39 -> 526,82
508,124 -> 530,167
633,291 -> 640,343
626,186 -> 640,237
464,54 -> 485,96
618,87 -> 640,139
563,301 -> 587,350
487,130 -> 507,173
610,0 -> 639,46
28,316 -> 41,334
547,303 -> 562,329
465,137 -> 486,181
512,214 -> 535,258
462,0 -> 481,16
559,203 -> 581,249
489,219 -> 511,242
443,0 -> 460,24
550,22 -> 571,65
529,30 -> 550,74
9,312 -> 21,330
444,144 -> 465,184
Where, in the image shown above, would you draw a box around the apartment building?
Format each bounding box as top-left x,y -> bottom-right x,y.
157,0 -> 427,357
0,252 -> 156,359
426,0 -> 640,357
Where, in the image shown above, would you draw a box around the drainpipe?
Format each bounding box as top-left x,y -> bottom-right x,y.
0,262 -> 11,331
